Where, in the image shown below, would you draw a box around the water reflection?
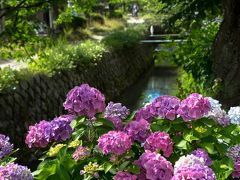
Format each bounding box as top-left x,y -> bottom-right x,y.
115,66 -> 178,110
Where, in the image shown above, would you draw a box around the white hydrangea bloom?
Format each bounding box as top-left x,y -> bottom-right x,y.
207,97 -> 222,110
228,106 -> 240,125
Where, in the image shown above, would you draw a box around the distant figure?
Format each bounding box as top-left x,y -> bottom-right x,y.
132,3 -> 139,17
150,25 -> 154,35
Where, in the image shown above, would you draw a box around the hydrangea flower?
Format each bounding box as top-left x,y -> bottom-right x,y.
114,171 -> 137,180
56,114 -> 76,123
173,154 -> 216,180
232,159 -> 240,179
177,93 -> 211,121
104,102 -> 129,130
191,148 -> 212,166
174,154 -> 205,173
172,164 -> 216,180
228,107 -> 240,125
124,119 -> 150,143
63,84 -> 106,118
151,95 -> 180,120
144,131 -> 173,157
134,104 -> 155,122
227,144 -> 240,161
0,134 -> 13,159
51,117 -> 73,141
25,120 -> 53,148
47,144 -> 65,157
98,131 -> 132,155
72,146 -> 90,161
206,97 -> 230,126
0,163 -> 33,180
135,151 -> 173,180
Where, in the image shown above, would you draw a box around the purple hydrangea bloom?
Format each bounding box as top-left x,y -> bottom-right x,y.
135,151 -> 173,180
151,95 -> 180,120
177,93 -> 211,121
72,146 -> 90,161
51,117 -> 73,141
0,163 -> 33,180
104,102 -> 129,130
191,148 -> 212,166
0,134 -> 13,159
172,164 -> 216,180
232,159 -> 240,179
63,84 -> 106,118
134,104 -> 155,122
98,131 -> 132,155
114,171 -> 137,180
25,120 -> 53,148
227,144 -> 240,161
144,132 -> 173,157
124,119 -> 150,143
56,114 -> 76,123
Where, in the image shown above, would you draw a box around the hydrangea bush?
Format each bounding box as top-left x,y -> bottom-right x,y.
4,84 -> 240,179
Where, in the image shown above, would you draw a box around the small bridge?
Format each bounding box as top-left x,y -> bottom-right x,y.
141,33 -> 188,44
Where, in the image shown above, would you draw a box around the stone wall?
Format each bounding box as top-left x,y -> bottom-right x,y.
0,44 -> 153,164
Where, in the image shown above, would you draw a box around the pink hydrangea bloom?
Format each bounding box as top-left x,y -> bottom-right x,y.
124,119 -> 150,143
144,132 -> 173,157
114,171 -> 137,180
177,93 -> 211,121
72,146 -> 90,161
63,84 -> 106,118
232,159 -> 240,179
135,151 -> 173,180
98,131 -> 132,155
151,95 -> 180,120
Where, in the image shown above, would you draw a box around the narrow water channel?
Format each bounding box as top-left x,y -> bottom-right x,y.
115,66 -> 178,110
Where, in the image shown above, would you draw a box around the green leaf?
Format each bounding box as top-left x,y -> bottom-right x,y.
103,162 -> 113,173
212,158 -> 234,180
200,142 -> 216,154
176,140 -> 188,150
183,132 -> 199,142
34,160 -> 59,180
119,161 -> 130,170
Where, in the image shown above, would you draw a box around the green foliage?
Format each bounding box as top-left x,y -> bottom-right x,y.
0,67 -> 33,93
102,26 -> 145,50
29,39 -> 106,75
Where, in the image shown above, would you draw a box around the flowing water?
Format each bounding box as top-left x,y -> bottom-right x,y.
115,66 -> 178,110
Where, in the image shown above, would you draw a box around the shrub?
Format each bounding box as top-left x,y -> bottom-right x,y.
102,27 -> 145,50
20,84 -> 240,180
28,40 -> 106,75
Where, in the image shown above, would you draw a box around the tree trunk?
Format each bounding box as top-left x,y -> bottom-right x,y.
213,0 -> 240,107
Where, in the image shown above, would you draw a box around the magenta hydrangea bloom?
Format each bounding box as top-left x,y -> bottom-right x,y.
124,119 -> 150,143
135,151 -> 173,180
151,95 -> 180,120
63,84 -> 106,118
191,148 -> 212,166
51,117 -> 73,141
0,134 -> 13,159
114,171 -> 137,180
134,104 -> 155,122
172,164 -> 216,180
177,93 -> 211,121
144,131 -> 173,157
104,102 -> 129,130
72,146 -> 90,161
0,163 -> 33,180
98,131 -> 132,155
25,120 -> 53,148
